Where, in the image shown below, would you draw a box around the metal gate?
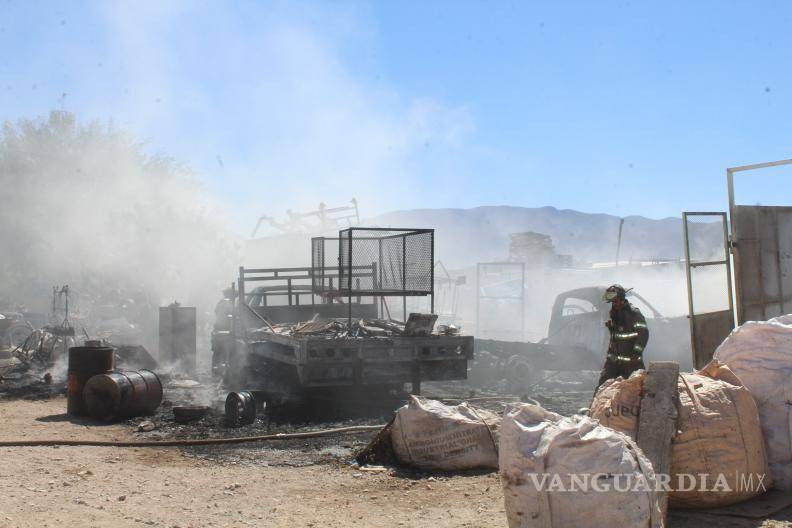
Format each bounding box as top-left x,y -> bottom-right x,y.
475,262 -> 525,341
731,205 -> 792,321
682,212 -> 735,368
683,158 -> 792,366
728,160 -> 792,323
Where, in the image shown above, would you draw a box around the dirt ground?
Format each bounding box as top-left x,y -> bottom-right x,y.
2,394 -> 792,528
0,397 -> 505,528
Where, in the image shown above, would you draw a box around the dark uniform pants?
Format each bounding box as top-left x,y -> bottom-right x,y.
594,357 -> 645,395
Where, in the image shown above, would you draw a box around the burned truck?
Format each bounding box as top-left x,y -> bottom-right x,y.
212,228 -> 474,409
471,285 -> 691,389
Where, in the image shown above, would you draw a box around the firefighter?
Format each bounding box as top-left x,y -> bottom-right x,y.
594,284 -> 649,394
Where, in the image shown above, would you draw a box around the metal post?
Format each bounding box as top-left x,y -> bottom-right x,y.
615,218 -> 624,267
402,234 -> 407,321
348,230 -> 353,325
722,214 -> 735,326
411,358 -> 421,396
372,261 -> 379,318
310,266 -> 316,308
430,230 -> 435,314
520,262 -> 526,341
727,167 -> 740,323
378,238 -> 384,318
475,263 -> 481,338
682,213 -> 696,367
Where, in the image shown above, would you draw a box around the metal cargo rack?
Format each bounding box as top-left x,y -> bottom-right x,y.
236,265 -> 378,324
312,227 -> 435,322
215,226 -> 471,403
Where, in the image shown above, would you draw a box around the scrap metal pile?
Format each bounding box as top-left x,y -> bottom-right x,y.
10,325 -> 76,368
251,314 -> 460,340
1,288 -> 78,379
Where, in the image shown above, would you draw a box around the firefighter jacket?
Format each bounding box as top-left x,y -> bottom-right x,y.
606,302 -> 649,363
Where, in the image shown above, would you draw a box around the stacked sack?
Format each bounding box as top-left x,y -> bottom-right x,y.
500,403 -> 663,528
715,314 -> 792,490
589,360 -> 769,508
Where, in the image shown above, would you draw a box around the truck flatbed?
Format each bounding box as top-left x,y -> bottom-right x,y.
245,328 -> 473,388
214,261 -> 475,408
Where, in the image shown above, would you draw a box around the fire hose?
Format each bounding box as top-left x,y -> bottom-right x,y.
0,424 -> 384,448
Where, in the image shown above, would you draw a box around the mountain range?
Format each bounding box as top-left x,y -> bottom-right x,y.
368,206 -> 723,267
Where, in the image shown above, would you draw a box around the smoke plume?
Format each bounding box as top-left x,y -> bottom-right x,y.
0,111 -> 238,321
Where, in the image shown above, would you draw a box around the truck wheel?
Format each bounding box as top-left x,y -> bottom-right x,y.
505,355 -> 539,393
225,391 -> 257,427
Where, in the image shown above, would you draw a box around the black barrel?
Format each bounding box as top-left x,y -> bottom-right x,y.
82,369 -> 163,421
67,344 -> 115,416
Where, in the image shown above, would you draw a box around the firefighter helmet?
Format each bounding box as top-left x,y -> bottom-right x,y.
603,284 -> 631,303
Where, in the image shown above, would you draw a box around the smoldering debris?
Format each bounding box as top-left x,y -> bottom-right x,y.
0,372 -> 64,400
257,314 -> 442,339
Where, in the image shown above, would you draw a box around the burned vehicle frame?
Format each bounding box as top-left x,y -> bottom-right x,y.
213,228 -> 474,409
471,285 -> 691,390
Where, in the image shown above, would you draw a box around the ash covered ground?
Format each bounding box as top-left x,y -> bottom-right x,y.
131,372 -> 597,469
1,366 -> 597,469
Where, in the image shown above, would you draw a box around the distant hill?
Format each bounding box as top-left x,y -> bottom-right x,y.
368,206 -> 722,267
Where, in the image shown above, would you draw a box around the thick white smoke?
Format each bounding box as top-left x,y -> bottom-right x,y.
0,111 -> 239,336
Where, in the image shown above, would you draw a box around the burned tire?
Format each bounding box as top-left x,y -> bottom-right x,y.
225,391 -> 257,427
505,354 -> 540,393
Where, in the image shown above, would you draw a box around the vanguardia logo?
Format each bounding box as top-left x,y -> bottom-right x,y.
523,472 -> 768,493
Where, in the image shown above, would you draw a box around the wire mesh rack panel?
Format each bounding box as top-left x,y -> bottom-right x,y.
323,228 -> 435,297
311,236 -> 380,296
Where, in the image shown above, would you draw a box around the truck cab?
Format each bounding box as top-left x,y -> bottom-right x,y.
546,286 -> 691,370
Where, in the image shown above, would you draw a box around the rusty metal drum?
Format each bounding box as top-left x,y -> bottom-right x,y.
66,344 -> 115,416
82,369 -> 163,421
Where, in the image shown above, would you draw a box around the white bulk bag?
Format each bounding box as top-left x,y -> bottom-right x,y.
589,362 -> 769,507
390,396 -> 499,470
500,403 -> 663,528
715,314 -> 792,489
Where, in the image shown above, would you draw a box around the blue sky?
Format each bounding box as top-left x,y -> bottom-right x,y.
2,1 -> 791,233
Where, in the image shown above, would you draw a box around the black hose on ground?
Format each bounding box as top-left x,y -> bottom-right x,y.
0,424 -> 384,448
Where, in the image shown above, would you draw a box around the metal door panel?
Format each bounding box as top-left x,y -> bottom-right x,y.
732,205 -> 792,322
